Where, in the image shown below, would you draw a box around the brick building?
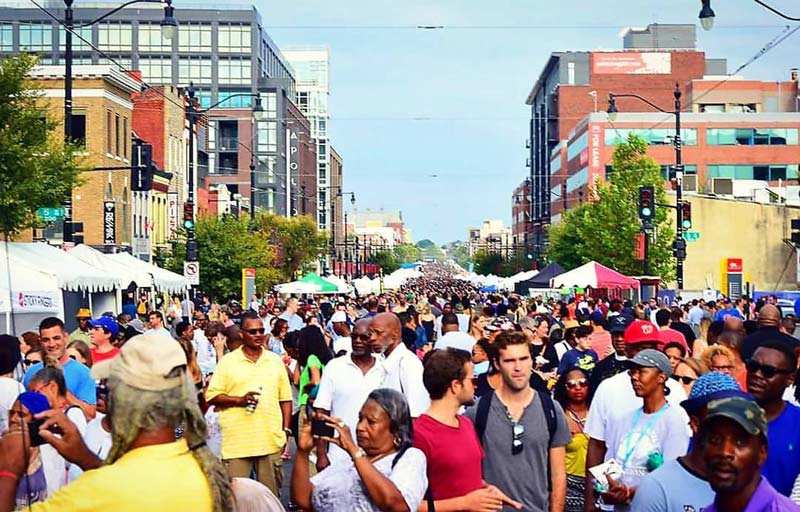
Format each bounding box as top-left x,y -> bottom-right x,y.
29,65 -> 141,248
329,147 -> 345,263
511,178 -> 531,253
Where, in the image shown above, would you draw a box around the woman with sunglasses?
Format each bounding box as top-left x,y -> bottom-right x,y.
553,368 -> 593,512
671,357 -> 708,396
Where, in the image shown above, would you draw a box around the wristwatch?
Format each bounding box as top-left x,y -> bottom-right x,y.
283,427 -> 292,436
351,448 -> 367,461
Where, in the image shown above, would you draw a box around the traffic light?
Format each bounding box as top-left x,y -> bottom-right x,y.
183,202 -> 195,231
131,140 -> 154,192
680,201 -> 692,230
673,238 -> 687,260
186,239 -> 198,262
791,219 -> 800,244
638,186 -> 655,221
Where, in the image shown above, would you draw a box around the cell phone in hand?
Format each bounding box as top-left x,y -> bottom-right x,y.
27,419 -> 47,447
306,405 -> 335,438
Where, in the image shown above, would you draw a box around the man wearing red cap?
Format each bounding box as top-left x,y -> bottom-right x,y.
583,320 -> 689,511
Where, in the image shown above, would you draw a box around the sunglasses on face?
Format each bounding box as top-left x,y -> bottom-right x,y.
566,378 -> 588,389
23,359 -> 38,366
353,333 -> 370,341
671,374 -> 696,385
512,422 -> 525,455
745,360 -> 793,379
68,354 -> 77,360
244,328 -> 266,335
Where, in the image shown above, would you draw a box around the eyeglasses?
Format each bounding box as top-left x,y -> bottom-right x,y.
711,364 -> 735,372
745,360 -> 794,379
68,354 -> 77,360
244,328 -> 266,335
671,374 -> 696,385
512,423 -> 525,455
566,378 -> 588,389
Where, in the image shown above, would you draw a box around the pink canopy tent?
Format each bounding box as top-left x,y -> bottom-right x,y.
552,261 -> 639,289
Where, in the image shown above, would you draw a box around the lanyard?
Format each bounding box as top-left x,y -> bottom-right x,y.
621,403 -> 669,468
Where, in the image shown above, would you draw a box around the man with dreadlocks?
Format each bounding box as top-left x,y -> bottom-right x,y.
0,332 -> 233,512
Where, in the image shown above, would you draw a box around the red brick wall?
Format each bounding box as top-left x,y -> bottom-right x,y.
132,89 -> 165,167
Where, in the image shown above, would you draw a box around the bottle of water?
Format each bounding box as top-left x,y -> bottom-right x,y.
246,387 -> 262,414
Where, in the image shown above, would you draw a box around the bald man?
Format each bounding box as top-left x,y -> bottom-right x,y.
741,304 -> 800,361
369,312 -> 430,417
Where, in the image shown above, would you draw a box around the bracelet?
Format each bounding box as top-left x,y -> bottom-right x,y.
351,448 -> 366,461
0,471 -> 18,482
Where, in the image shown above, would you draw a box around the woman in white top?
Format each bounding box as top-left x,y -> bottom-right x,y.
601,349 -> 690,510
291,388 -> 428,512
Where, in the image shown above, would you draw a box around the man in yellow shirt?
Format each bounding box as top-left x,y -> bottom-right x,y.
0,332 -> 232,512
207,311 -> 293,499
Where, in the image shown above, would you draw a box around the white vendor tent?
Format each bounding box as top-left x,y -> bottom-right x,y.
274,280 -> 321,295
107,252 -> 189,294
322,274 -> 354,294
69,244 -> 152,289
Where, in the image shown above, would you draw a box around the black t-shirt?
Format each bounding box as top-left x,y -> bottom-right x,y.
589,353 -> 630,393
530,342 -> 559,373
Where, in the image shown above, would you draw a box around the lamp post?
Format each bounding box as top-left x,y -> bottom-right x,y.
332,190 -> 355,276
61,0 -> 177,243
184,85 -> 262,260
607,83 -> 686,289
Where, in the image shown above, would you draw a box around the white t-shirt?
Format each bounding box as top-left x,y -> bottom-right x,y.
332,336 -> 352,356
192,330 -> 217,377
315,355 -> 386,463
84,413 -> 112,461
435,331 -> 476,352
65,406 -> 89,482
0,376 -> 24,435
585,370 -> 689,447
380,344 -> 430,418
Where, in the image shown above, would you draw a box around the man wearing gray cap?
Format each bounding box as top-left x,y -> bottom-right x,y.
0,332 -> 233,511
596,349 -> 690,510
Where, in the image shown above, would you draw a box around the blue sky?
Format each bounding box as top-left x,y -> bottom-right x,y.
229,0 -> 796,243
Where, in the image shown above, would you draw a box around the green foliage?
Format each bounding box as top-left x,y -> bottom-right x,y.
416,239 -> 435,249
370,250 -> 399,274
165,215 -> 278,301
0,54 -> 85,235
254,213 -> 328,281
394,244 -> 421,264
472,250 -> 505,276
547,133 -> 675,280
448,243 -> 471,269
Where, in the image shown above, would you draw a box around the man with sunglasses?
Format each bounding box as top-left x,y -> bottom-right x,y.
746,339 -> 800,496
206,312 -> 293,498
314,318 -> 385,470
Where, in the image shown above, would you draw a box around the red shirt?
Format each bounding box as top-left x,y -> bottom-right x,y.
412,414 -> 484,500
657,328 -> 688,352
91,347 -> 120,364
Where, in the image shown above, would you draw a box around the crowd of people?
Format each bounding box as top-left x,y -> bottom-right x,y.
1,263 -> 800,511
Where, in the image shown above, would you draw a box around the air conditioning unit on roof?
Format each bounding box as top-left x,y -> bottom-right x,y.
711,178 -> 734,196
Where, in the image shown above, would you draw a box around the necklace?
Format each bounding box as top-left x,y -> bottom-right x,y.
566,407 -> 587,432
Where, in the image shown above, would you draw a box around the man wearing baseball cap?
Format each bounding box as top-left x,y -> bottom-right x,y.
69,309 -> 92,345
330,310 -> 352,356
584,320 -> 688,510
589,314 -> 633,390
0,332 -> 233,510
701,397 -> 800,511
88,316 -> 120,364
632,372 -> 749,511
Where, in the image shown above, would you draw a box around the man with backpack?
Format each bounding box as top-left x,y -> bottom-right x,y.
466,331 -> 571,512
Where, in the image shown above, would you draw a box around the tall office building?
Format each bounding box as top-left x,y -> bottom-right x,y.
283,47 -> 331,230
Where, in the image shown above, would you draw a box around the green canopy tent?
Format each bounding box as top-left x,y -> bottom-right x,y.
299,273 -> 339,294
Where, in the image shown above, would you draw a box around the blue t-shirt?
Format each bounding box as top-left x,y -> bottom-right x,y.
631,457 -> 714,512
23,359 -> 97,406
558,348 -> 598,375
763,402 -> 800,496
714,307 -> 743,322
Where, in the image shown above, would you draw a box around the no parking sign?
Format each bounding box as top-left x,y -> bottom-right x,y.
184,261 -> 200,286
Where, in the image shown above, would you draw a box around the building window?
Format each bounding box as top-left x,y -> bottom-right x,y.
708,164 -> 799,181
706,128 -> 799,146
256,120 -> 277,153
178,58 -> 212,84
115,114 -> 121,156
138,24 -> 171,52
106,111 -> 112,154
19,24 -> 52,51
97,57 -> 132,72
178,24 -> 211,52
99,23 -> 132,51
217,89 -> 252,108
194,89 -> 212,109
218,24 -> 251,53
604,128 -> 697,146
0,24 -> 12,52
58,26 -> 92,51
296,91 -> 309,113
254,156 -> 276,187
218,58 -> 251,85
122,117 -> 128,159
72,112 -> 87,149
139,57 -> 172,84
261,92 -> 277,118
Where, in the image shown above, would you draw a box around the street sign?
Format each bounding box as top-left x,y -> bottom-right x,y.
37,207 -> 64,222
184,261 -> 200,286
683,231 -> 700,242
103,201 -> 116,245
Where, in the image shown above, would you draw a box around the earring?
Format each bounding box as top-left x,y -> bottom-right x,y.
393,435 -> 401,447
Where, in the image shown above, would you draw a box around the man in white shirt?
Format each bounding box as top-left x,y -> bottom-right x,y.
584,320 -> 688,510
329,311 -> 352,355
436,313 -> 476,352
370,312 -> 430,417
192,312 -> 216,377
314,318 -> 385,469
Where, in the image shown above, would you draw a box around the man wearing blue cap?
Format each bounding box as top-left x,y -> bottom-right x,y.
88,316 -> 120,364
631,372 -> 749,512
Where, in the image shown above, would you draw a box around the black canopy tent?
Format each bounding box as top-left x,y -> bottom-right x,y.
515,262 -> 566,295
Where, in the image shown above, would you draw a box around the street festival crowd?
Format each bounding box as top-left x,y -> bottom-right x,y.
3,264 -> 800,511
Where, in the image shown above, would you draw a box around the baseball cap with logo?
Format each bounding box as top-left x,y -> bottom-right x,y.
704,396 -> 767,437
608,314 -> 633,334
630,348 -> 673,377
91,332 -> 188,391
89,316 -> 119,338
624,320 -> 660,345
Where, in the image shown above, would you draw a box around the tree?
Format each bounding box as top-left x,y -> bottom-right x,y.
447,242 -> 471,269
165,215 -> 277,301
472,250 -> 505,276
416,239 -> 435,250
547,133 -> 675,280
255,213 -> 328,281
0,54 -> 85,238
370,250 -> 399,274
394,244 -> 421,264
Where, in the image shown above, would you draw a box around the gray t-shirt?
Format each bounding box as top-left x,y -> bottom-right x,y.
630,458 -> 714,512
466,390 -> 571,512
